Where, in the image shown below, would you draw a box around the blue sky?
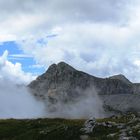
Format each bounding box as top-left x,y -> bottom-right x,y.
0,41 -> 45,75
0,0 -> 140,83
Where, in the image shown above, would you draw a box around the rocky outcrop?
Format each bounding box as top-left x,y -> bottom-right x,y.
28,62 -> 140,114
81,117 -> 96,134
109,74 -> 132,85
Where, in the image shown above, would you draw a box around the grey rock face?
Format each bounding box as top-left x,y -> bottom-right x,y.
28,62 -> 140,114
109,74 -> 132,85
81,117 -> 96,134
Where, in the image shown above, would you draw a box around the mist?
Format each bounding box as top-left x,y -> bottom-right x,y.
45,87 -> 105,119
0,77 -> 105,119
0,79 -> 45,119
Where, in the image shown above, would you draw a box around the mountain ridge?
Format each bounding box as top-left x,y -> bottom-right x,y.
29,62 -> 140,115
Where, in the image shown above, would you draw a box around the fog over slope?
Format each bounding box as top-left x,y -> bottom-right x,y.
0,51 -> 46,118
0,79 -> 45,118
0,79 -> 104,119
29,62 -> 140,118
45,87 -> 105,119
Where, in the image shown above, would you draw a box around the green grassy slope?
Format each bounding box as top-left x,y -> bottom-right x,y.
0,113 -> 140,140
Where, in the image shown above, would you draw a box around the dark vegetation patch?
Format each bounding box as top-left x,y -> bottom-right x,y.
0,113 -> 140,140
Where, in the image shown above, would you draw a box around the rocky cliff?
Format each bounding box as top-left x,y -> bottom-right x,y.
28,62 -> 140,115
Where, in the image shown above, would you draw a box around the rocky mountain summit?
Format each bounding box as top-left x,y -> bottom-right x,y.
109,74 -> 132,85
29,62 -> 140,115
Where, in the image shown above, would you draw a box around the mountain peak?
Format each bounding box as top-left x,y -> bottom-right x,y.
57,61 -> 75,71
109,74 -> 131,84
46,61 -> 76,74
57,61 -> 68,66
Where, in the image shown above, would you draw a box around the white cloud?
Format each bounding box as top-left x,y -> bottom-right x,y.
0,51 -> 45,119
9,54 -> 32,58
0,80 -> 45,118
29,64 -> 44,69
0,51 -> 35,84
0,0 -> 130,42
0,34 -> 17,42
18,21 -> 140,82
1,0 -> 140,82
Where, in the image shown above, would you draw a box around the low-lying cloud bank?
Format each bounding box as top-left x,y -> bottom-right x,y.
44,87 -> 105,119
0,79 -> 105,119
0,52 -> 46,118
0,79 -> 45,118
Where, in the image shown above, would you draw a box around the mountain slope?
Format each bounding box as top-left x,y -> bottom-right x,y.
28,62 -> 140,115
109,74 -> 132,84
29,62 -> 134,97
